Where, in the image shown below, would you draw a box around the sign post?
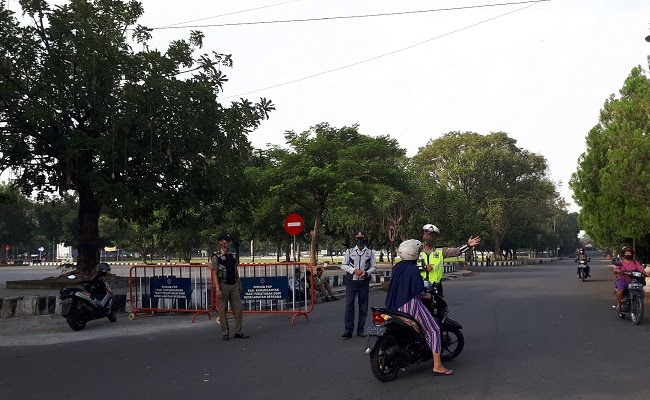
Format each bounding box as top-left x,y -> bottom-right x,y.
284,214 -> 304,262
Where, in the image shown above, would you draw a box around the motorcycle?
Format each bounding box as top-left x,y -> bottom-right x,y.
615,270 -> 645,325
577,258 -> 591,282
60,263 -> 117,331
365,281 -> 464,382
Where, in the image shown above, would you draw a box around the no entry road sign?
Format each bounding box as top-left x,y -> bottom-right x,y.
284,213 -> 304,236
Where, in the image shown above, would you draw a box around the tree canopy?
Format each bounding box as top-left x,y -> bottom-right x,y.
0,0 -> 273,271
246,123 -> 408,265
570,63 -> 650,260
413,131 -> 571,257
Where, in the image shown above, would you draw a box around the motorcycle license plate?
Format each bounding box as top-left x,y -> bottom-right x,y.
366,326 -> 386,336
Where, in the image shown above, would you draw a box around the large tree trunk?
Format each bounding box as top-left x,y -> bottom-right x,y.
494,238 -> 502,261
310,214 -> 321,267
76,186 -> 101,273
285,239 -> 291,262
0,245 -> 6,265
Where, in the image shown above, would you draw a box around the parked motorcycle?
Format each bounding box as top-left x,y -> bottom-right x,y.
60,263 -> 116,331
615,270 -> 645,325
365,281 -> 464,382
577,258 -> 591,282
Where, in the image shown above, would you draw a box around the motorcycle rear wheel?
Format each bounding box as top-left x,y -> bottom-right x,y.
441,326 -> 465,361
66,311 -> 87,331
370,335 -> 400,382
630,297 -> 644,325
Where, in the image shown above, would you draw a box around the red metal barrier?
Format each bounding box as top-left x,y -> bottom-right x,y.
129,264 -> 214,322
215,262 -> 315,325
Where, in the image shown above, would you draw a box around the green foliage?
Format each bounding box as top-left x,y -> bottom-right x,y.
0,184 -> 35,262
413,131 -> 565,257
570,63 -> 650,259
246,123 -> 408,264
0,1 -> 272,270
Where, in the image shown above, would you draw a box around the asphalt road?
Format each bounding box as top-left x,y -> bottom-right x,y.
1,254 -> 649,400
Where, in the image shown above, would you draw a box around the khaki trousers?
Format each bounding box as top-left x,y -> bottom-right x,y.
218,283 -> 243,336
315,283 -> 334,298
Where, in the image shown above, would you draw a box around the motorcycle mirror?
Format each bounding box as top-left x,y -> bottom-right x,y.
67,274 -> 76,279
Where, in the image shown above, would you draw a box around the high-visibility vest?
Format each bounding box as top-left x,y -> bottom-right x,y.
420,249 -> 444,283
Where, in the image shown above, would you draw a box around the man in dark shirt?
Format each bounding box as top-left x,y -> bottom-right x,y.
213,233 -> 249,341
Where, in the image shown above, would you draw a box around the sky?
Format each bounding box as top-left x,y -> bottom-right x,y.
4,0 -> 650,212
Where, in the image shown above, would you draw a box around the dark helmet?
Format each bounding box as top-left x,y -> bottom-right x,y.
97,262 -> 111,274
621,246 -> 634,255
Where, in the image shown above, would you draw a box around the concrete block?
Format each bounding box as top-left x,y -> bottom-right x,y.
14,296 -> 39,317
0,297 -> 17,318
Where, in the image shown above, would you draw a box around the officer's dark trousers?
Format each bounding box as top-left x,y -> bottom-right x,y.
344,279 -> 370,334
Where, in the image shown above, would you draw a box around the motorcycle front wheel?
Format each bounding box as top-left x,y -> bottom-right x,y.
66,311 -> 87,331
441,326 -> 465,361
630,297 -> 644,325
370,335 -> 400,382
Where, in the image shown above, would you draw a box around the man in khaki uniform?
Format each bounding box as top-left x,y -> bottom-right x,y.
212,233 -> 249,341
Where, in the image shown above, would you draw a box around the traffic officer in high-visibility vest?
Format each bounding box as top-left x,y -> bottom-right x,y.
420,224 -> 482,295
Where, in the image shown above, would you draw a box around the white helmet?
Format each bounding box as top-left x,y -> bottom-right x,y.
398,239 -> 422,261
423,224 -> 440,235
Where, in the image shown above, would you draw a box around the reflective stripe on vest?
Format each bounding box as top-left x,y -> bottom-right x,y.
420,249 -> 444,283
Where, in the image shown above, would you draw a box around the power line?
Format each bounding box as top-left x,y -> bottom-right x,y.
219,2 -> 545,100
153,0 -> 550,30
158,0 -> 305,28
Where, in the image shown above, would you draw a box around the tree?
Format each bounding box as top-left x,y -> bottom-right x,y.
570,64 -> 650,258
413,131 -> 562,258
0,1 -> 273,272
0,184 -> 35,263
32,194 -> 78,248
247,123 -> 408,265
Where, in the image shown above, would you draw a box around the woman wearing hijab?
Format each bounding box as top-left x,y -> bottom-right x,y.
385,239 -> 453,376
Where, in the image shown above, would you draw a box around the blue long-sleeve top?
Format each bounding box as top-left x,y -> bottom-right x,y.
385,260 -> 424,312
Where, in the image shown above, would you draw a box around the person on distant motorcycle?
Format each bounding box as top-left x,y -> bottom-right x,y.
574,248 -> 591,278
612,246 -> 649,311
420,224 -> 481,295
385,239 -> 453,376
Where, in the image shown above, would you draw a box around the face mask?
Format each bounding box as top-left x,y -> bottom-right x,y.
356,239 -> 366,246
223,242 -> 232,250
624,254 -> 633,260
424,238 -> 435,246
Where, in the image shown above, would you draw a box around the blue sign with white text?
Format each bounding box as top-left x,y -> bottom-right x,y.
240,277 -> 288,301
150,277 -> 191,300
